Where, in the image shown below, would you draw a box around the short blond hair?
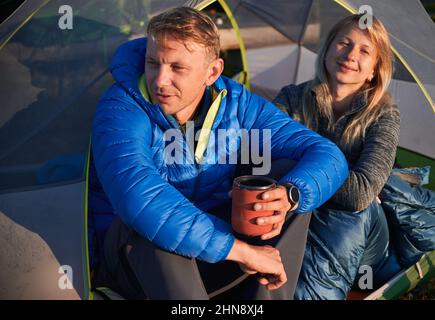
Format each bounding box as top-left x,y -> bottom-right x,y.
147,7 -> 220,60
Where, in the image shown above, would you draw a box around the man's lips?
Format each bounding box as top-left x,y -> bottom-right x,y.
337,61 -> 358,72
155,92 -> 175,100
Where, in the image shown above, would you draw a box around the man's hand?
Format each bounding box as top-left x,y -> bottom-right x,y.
226,239 -> 287,290
254,186 -> 298,240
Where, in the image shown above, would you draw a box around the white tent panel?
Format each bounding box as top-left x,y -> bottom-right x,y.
0,182 -> 87,299
390,80 -> 435,159
0,212 -> 80,299
247,44 -> 298,96
295,47 -> 316,85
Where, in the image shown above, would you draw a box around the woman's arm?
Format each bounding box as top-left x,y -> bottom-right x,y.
331,107 -> 401,211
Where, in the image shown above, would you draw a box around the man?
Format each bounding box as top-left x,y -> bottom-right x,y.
89,7 -> 348,299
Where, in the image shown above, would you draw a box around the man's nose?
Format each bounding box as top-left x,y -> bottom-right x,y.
155,66 -> 172,87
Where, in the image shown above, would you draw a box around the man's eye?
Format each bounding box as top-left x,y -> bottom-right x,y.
146,60 -> 157,66
339,41 -> 349,46
172,65 -> 185,71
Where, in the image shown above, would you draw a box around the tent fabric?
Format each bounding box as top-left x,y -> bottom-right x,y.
0,182 -> 87,299
0,0 -> 186,299
247,44 -> 299,96
0,9 -> 126,191
246,44 -> 317,100
0,0 -> 434,299
389,80 -> 435,159
228,0 -> 315,42
0,0 -> 47,47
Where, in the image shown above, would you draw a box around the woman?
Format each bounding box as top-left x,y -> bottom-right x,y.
274,14 -> 401,299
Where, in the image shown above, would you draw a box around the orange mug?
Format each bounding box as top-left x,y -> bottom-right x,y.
231,175 -> 277,237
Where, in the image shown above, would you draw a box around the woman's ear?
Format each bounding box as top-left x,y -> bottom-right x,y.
205,58 -> 224,86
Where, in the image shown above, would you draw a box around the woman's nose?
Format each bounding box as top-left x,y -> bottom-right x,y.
343,46 -> 358,61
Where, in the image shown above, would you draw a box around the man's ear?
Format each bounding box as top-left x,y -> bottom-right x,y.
205,58 -> 224,86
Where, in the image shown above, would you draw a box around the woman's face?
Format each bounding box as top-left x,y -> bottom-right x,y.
325,23 -> 378,91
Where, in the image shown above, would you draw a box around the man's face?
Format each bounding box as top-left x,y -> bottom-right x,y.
145,36 -> 216,123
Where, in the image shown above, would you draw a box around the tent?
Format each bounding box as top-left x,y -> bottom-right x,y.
0,0 -> 434,300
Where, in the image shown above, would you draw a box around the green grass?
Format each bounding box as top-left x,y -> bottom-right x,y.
396,147 -> 435,191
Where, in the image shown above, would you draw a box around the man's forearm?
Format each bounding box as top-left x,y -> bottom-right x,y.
225,238 -> 251,264
225,238 -> 287,289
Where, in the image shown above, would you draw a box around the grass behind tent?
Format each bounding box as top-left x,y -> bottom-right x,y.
396,148 -> 435,191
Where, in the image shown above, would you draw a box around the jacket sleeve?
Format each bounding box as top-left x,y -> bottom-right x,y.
91,88 -> 235,263
331,107 -> 401,211
240,90 -> 349,214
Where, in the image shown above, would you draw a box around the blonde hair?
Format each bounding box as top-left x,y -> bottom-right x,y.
302,14 -> 394,153
147,7 -> 220,61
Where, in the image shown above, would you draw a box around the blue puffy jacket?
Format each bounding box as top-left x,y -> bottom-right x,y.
89,38 -> 348,264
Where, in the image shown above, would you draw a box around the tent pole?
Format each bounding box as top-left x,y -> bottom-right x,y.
293,0 -> 316,84
217,0 -> 250,89
0,0 -> 51,51
194,0 -> 250,89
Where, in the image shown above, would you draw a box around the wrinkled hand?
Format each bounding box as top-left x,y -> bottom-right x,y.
227,239 -> 287,290
240,244 -> 287,290
254,186 -> 297,240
